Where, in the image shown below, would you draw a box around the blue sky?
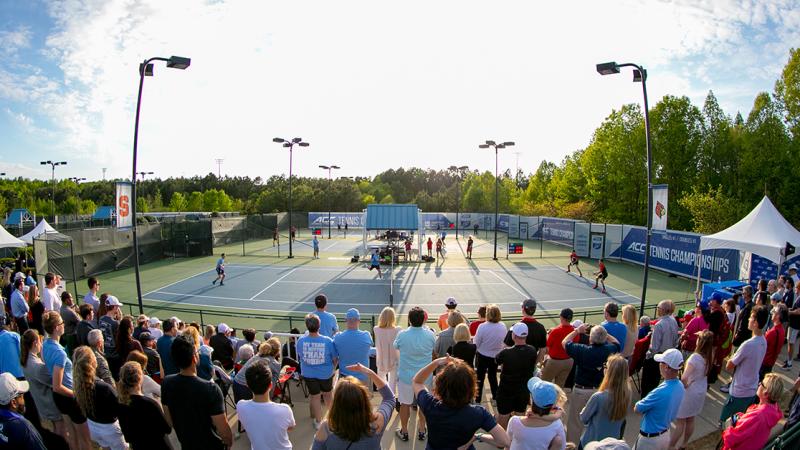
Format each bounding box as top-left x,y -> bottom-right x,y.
1,0 -> 798,182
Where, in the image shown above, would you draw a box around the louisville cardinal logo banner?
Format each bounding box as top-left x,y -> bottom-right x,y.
652,184 -> 668,231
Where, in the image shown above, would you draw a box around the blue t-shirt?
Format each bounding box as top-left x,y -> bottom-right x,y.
42,338 -> 72,390
370,253 -> 380,266
312,237 -> 319,249
601,321 -> 628,353
216,258 -> 224,269
157,335 -> 177,376
297,334 -> 338,380
333,329 -> 373,383
393,327 -> 436,384
635,378 -> 685,433
316,310 -> 339,338
417,390 -> 496,450
0,330 -> 23,378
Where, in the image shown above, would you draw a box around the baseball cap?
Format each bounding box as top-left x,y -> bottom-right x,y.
148,317 -> 160,327
218,323 -> 230,334
445,297 -> 458,308
771,292 -> 783,302
696,299 -> 709,311
708,291 -> 724,303
0,373 -> 29,405
263,331 -> 273,341
571,319 -> 583,328
527,376 -> 557,408
789,264 -> 798,271
654,348 -> 684,370
106,295 -> 122,307
511,322 -> 528,337
560,308 -> 574,321
138,332 -> 154,343
521,299 -> 537,310
345,308 -> 361,320
583,438 -> 631,450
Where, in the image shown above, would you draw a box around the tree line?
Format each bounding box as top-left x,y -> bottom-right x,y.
2,49 -> 798,234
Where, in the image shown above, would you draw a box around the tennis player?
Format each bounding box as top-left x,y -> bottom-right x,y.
466,236 -> 474,259
369,250 -> 383,279
592,258 -> 608,293
567,249 -> 583,277
313,235 -> 320,259
213,253 -> 226,286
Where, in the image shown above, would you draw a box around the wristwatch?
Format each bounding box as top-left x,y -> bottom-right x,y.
475,432 -> 484,443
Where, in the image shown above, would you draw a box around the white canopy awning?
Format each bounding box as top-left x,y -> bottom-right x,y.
699,196 -> 800,264
0,224 -> 26,248
20,219 -> 59,245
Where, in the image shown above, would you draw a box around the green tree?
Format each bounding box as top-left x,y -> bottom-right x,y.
678,186 -> 739,234
169,192 -> 187,212
186,191 -> 203,211
774,47 -> 800,137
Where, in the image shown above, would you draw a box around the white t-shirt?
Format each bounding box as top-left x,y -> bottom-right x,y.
83,291 -> 100,313
42,287 -> 61,312
730,334 -> 767,398
508,415 -> 566,450
236,400 -> 295,450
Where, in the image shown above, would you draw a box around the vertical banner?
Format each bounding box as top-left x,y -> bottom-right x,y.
116,182 -> 133,229
652,184 -> 668,231
590,234 -> 605,259
573,222 -> 590,257
739,251 -> 752,281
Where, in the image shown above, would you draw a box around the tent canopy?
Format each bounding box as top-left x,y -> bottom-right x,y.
365,204 -> 419,230
20,219 -> 59,245
699,196 -> 800,264
5,208 -> 34,226
0,224 -> 25,248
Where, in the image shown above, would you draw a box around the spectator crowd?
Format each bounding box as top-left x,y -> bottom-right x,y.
2,267 -> 800,449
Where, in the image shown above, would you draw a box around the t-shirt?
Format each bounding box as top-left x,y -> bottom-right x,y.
601,321 -> 628,353
504,317 -> 547,350
496,345 -> 538,394
394,327 -> 436,384
370,253 -> 380,266
469,319 -> 485,336
87,380 -> 120,424
83,291 -> 100,313
763,323 -> 785,368
312,237 -> 319,249
42,287 -> 61,311
565,342 -> 619,388
0,330 -> 23,378
161,374 -> 226,450
316,310 -> 339,338
417,389 -> 497,450
42,338 -> 72,389
546,324 -> 576,360
333,329 -> 373,383
730,334 -> 767,398
98,316 -> 119,354
216,258 -> 224,269
156,335 -> 177,376
117,394 -> 172,450
236,400 -> 295,450
508,415 -> 566,450
635,378 -> 685,433
0,409 -> 47,450
297,334 -> 338,380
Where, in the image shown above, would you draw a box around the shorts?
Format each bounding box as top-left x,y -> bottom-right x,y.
398,381 -> 415,405
369,264 -> 380,270
496,388 -> 530,415
216,267 -> 224,275
304,376 -> 334,395
789,327 -> 800,342
570,259 -> 579,265
53,391 -> 87,424
87,419 -> 127,450
599,272 -> 608,279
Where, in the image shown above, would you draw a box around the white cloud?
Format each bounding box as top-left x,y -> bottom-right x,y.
0,25 -> 32,56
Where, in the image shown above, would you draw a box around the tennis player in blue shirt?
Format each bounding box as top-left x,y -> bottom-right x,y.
212,253 -> 226,286
369,250 -> 383,279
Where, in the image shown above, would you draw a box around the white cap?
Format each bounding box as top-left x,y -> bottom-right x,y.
105,295 -> 122,307
571,319 -> 583,328
654,348 -> 684,370
170,316 -> 180,324
0,373 -> 29,405
218,323 -> 230,334
148,317 -> 160,326
789,264 -> 798,272
511,322 -> 529,337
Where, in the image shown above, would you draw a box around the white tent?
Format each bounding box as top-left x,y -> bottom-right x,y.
20,219 -> 59,245
0,223 -> 25,248
700,196 -> 800,264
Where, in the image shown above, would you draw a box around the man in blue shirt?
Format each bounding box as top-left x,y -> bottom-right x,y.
0,325 -> 22,378
0,373 -> 47,450
333,308 -> 373,384
601,302 -> 628,353
634,348 -> 685,449
297,313 -> 338,429
393,306 -> 436,441
212,253 -> 226,286
9,279 -> 29,333
314,294 -> 339,338
369,249 -> 383,279
157,318 -> 179,376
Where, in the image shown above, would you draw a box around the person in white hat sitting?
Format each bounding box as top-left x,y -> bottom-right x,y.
634,348 -> 685,450
0,372 -> 47,449
209,323 -> 235,370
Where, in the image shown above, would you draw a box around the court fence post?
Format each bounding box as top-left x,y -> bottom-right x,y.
242,215 -> 246,257
199,310 -> 205,328
289,316 -> 293,331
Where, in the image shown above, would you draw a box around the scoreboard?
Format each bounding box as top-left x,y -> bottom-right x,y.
508,242 -> 523,254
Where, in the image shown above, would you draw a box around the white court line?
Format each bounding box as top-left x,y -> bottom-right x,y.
142,268 -> 214,297
324,241 -> 338,251
223,264 -> 565,273
276,280 -> 505,287
249,268 -> 298,300
487,270 -> 529,299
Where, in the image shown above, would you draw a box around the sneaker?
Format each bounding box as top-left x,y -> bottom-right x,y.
313,419 -> 320,430
395,430 -> 409,442
601,289 -> 607,294
592,285 -> 598,290
418,430 -> 427,441
212,280 -> 216,285
782,361 -> 793,370
720,384 -> 730,393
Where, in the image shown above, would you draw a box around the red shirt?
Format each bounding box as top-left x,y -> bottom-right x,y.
469,319 -> 485,336
762,323 -> 785,367
427,240 -> 433,249
546,323 -> 578,360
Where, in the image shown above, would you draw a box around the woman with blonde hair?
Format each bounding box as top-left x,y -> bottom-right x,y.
182,324 -> 213,380
670,330 -> 714,450
233,338 -> 284,401
474,304 -> 505,403
312,363 -> 395,449
579,354 -> 631,448
126,350 -> 161,399
116,361 -> 172,449
620,305 -> 638,359
72,345 -> 128,450
721,372 -> 784,449
448,323 -> 477,368
373,306 -> 401,393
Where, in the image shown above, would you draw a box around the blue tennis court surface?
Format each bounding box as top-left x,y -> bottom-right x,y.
144,262 -> 639,316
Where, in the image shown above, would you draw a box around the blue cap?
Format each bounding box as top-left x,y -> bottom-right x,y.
696,299 -> 709,311
708,291 -> 723,303
345,308 -> 360,320
527,376 -> 557,408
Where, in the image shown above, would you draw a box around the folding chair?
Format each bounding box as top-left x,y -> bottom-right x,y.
212,362 -> 236,415
629,333 -> 651,394
273,367 -> 298,407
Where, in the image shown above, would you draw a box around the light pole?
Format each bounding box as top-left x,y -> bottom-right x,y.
448,165 -> 468,239
131,55 -> 190,314
478,140 -> 514,260
136,171 -> 154,180
40,160 -> 67,220
319,164 -> 340,239
215,158 -> 224,178
597,61 -> 653,315
273,137 -> 309,258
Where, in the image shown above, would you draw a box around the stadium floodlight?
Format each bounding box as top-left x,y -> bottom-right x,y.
136,171 -> 154,180
40,160 -> 67,220
131,55 -> 190,314
274,137 -> 310,257
319,164 -> 341,239
479,141 -> 514,260
597,60 -> 653,315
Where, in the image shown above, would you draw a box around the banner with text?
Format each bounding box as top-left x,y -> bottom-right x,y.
541,217 -> 577,247
308,212 -> 365,228
574,222 -> 590,257
115,182 -> 133,230
652,184 -> 668,231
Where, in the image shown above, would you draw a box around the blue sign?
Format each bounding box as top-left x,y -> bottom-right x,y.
610,227 -> 738,281
421,213 -> 453,230
308,212 -> 364,228
749,254 -> 800,288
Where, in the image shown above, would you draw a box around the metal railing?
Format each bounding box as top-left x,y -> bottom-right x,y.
765,417 -> 800,449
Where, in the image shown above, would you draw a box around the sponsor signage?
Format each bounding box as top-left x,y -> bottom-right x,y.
541,217 -> 576,247
308,212 -> 365,228
115,182 -> 133,229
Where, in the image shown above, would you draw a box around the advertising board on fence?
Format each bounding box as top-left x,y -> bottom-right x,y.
507,215 -> 519,238
574,222 -> 590,257
541,217 -> 576,247
308,212 -> 365,228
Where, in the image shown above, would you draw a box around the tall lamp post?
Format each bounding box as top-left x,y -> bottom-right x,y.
448,165 -> 469,239
137,171 -> 154,180
319,164 -> 340,239
273,137 -> 309,258
131,55 -> 190,314
40,160 -> 67,220
597,61 -> 653,315
478,140 -> 514,260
